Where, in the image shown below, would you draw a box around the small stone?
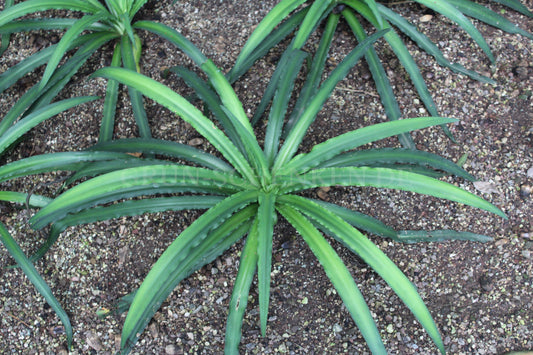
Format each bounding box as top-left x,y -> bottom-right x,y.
165,344 -> 177,355
86,331 -> 103,351
519,185 -> 532,198
473,181 -> 499,194
522,250 -> 532,259
419,14 -> 433,22
527,167 -> 533,178
188,138 -> 203,146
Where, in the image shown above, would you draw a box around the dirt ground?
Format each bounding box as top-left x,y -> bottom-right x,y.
0,0 -> 532,354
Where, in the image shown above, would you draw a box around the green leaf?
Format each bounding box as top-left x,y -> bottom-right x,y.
93,67 -> 259,185
232,0 -> 307,75
311,199 -> 397,239
342,9 -> 415,148
0,222 -> 73,349
396,229 -> 493,243
377,4 -> 495,83
99,43 -> 122,142
30,165 -> 249,229
91,138 -> 233,172
120,190 -> 259,353
446,0 -> 533,40
225,219 -> 259,355
0,151 -> 134,183
39,13 -> 105,90
257,193 -> 276,335
282,117 -> 457,175
167,66 -> 246,154
0,32 -> 117,136
273,29 -> 389,171
0,191 -> 51,208
227,7 -> 309,83
0,0 -> 98,27
0,96 -> 98,156
28,195 -> 226,263
279,195 -> 445,354
280,167 -> 507,218
413,0 -> 495,62
283,13 -> 339,139
264,49 -> 308,165
292,0 -> 334,49
120,35 -> 151,138
277,203 -> 387,354
490,0 -> 533,17
0,0 -> 14,55
316,147 -> 475,181
133,21 -> 208,66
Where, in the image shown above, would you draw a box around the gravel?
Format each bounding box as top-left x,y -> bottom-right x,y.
1,0 -> 532,354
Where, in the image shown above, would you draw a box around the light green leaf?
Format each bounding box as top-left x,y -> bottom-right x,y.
120,190 -> 259,353
277,203 -> 387,354
279,166 -> 507,218
0,222 -> 73,349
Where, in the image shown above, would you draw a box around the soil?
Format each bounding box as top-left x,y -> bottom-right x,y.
0,0 -> 532,354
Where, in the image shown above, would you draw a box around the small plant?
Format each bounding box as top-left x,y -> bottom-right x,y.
1,26 -> 506,353
0,0 -> 205,150
226,0 -> 533,148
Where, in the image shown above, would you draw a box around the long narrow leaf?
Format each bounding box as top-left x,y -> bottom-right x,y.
0,191 -> 51,208
277,204 -> 387,354
279,167 -> 506,218
283,13 -> 339,138
167,66 -> 246,154
312,199 -> 397,239
413,0 -> 495,62
282,117 -> 456,175
0,32 -> 117,136
120,35 -> 151,138
0,96 -> 98,156
30,165 -> 249,229
28,195 -> 226,263
377,4 -> 495,83
232,0 -> 307,75
91,138 -> 233,172
342,9 -> 415,148
99,43 -> 122,142
446,0 -> 533,40
227,7 -> 309,83
279,195 -> 445,354
0,151 -> 135,183
273,29 -> 389,171
225,219 -> 259,354
39,13 -> 104,90
316,147 -> 475,181
120,190 -> 259,353
257,193 -> 276,335
93,67 -> 259,185
0,0 -> 98,27
491,0 -> 533,17
264,49 -> 308,165
0,222 -> 73,349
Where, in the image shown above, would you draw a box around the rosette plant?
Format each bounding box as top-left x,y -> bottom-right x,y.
1,23 -> 506,353
0,0 -> 205,149
225,0 -> 533,148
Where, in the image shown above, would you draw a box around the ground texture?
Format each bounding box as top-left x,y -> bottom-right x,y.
0,0 -> 532,354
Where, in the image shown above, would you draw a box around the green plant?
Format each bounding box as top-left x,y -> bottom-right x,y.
0,0 -> 205,151
0,25 -> 506,353
225,0 -> 533,148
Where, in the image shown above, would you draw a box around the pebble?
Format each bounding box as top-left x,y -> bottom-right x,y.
86,331 -> 103,351
165,344 -> 178,355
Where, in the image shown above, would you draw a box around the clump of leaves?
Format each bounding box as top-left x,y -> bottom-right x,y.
0,25 -> 505,353
226,0 -> 533,148
0,0 -> 204,152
